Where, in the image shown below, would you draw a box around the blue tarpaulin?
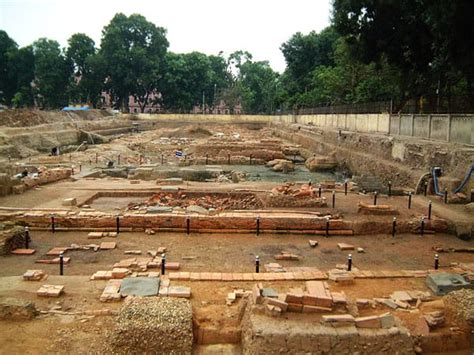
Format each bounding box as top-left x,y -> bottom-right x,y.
62,106 -> 90,111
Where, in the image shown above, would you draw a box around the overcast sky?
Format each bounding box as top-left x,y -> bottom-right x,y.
0,0 -> 331,73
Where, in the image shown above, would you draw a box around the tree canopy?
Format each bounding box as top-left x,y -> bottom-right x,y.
0,4 -> 473,113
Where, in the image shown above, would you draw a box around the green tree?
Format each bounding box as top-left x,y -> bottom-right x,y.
66,33 -> 104,107
238,60 -> 281,113
280,27 -> 339,95
32,38 -> 71,109
100,13 -> 169,112
0,30 -> 19,105
11,46 -> 35,107
161,52 -> 215,111
332,0 -> 474,102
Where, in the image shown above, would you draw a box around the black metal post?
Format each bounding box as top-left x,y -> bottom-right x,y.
51,214 -> 55,234
347,254 -> 352,271
249,154 -> 253,165
332,190 -> 335,208
318,186 -> 322,198
59,253 -> 64,276
434,254 -> 439,270
118,154 -> 121,165
161,253 -> 166,275
344,180 -> 348,196
255,256 -> 260,273
161,153 -> 164,165
25,226 -> 30,249
408,192 -> 412,209
428,200 -> 432,219
79,164 -> 82,172
256,217 -> 260,236
205,154 -> 208,165
228,154 -> 230,165
388,181 -> 392,197
444,188 -> 448,204
186,217 -> 190,235
373,191 -> 378,205
325,217 -> 330,238
116,215 -> 120,235
420,217 -> 425,236
392,217 -> 396,237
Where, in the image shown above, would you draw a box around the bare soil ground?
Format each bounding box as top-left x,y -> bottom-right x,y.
0,121 -> 472,354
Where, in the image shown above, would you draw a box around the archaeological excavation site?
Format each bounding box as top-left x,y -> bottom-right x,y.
0,109 -> 472,354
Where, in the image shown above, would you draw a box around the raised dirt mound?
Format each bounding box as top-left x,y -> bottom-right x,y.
160,125 -> 212,139
0,109 -> 111,127
109,297 -> 193,354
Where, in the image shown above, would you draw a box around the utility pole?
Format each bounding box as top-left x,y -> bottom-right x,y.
214,84 -> 217,105
202,91 -> 205,114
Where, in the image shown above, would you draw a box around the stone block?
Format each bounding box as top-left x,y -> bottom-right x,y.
355,315 -> 381,328
379,312 -> 396,329
337,243 -> 355,250
264,297 -> 288,312
23,269 -> 45,281
274,252 -> 301,261
287,303 -> 303,312
62,198 -> 77,206
261,288 -> 278,298
303,305 -> 332,313
46,247 -> 68,256
168,286 -> 191,298
252,284 -> 262,304
390,291 -> 413,302
120,277 -> 159,297
100,242 -> 116,250
100,280 -> 122,302
158,286 -> 168,296
112,268 -> 130,279
331,291 -> 348,305
285,292 -> 303,304
265,304 -> 282,317
36,257 -> 71,265
12,249 -> 36,255
37,285 -> 64,297
113,258 -> 136,268
356,298 -> 370,307
90,270 -> 112,280
305,281 -> 332,307
394,300 -> 410,309
87,232 -> 104,239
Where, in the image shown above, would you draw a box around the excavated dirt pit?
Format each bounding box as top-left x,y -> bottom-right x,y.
0,114 -> 473,354
140,191 -> 263,211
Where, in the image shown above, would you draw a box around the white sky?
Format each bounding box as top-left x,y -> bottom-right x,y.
0,0 -> 331,73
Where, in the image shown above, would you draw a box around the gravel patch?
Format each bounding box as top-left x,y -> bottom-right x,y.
445,289 -> 474,326
109,297 -> 193,354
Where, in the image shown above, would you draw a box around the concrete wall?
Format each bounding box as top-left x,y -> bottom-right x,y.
136,113 -> 390,134
390,114 -> 473,145
293,113 -> 390,133
135,113 -> 278,123
134,112 -> 472,145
